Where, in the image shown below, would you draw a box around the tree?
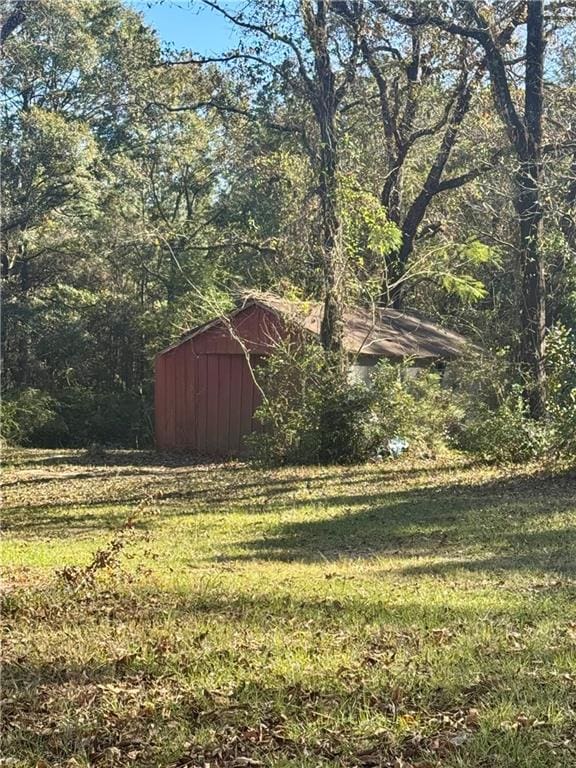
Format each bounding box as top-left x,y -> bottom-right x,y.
167,0 -> 364,358
0,0 -> 227,442
375,0 -> 576,416
335,2 -> 523,310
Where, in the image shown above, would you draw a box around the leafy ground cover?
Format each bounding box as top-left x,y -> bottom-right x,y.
2,449 -> 576,768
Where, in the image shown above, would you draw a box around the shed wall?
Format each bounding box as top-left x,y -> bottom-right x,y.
155,305 -> 279,454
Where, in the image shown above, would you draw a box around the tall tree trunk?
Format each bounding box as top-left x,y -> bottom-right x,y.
306,0 -> 344,359
517,0 -> 546,417
516,166 -> 546,415
470,0 -> 546,416
317,113 -> 343,355
0,0 -> 26,44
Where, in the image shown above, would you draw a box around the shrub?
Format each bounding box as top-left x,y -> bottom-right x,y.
546,324 -> 576,457
0,388 -> 67,447
57,387 -> 152,447
252,336 -> 573,467
449,335 -> 576,464
251,345 -> 461,465
452,386 -> 553,463
317,384 -> 374,463
251,340 -> 376,465
0,386 -> 152,448
369,359 -> 462,454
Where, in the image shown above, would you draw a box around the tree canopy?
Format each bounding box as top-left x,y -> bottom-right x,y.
1,0 -> 575,447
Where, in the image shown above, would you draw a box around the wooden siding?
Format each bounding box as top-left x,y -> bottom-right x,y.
154,305 -> 280,454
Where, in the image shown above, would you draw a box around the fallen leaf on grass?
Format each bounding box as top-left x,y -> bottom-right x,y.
448,732 -> 471,747
500,713 -> 548,731
465,708 -> 480,726
506,631 -> 527,652
429,628 -> 454,645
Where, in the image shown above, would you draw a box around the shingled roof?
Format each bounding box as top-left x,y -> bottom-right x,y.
237,293 -> 468,361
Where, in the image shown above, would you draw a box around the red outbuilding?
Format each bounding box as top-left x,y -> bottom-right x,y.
154,294 -> 467,455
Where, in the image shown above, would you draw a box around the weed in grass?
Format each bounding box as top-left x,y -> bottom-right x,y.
1,450 -> 575,767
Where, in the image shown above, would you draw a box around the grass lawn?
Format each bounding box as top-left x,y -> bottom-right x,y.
2,449 -> 576,768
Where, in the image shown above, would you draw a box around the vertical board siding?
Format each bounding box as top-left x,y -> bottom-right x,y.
239,355 -> 254,451
251,355 -> 264,434
196,353 -> 207,452
185,348 -> 196,450
174,347 -> 187,449
155,306 -> 286,454
217,355 -> 231,453
228,355 -> 243,453
206,355 -> 219,454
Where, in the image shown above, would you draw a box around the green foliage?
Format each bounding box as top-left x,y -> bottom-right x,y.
440,273 -> 489,302
453,387 -> 553,463
254,340 -> 575,467
58,387 -> 151,448
437,239 -> 501,302
546,324 -> 576,456
339,177 -> 403,300
317,385 -> 375,464
448,339 -> 576,464
340,177 -> 402,264
368,359 -> 462,454
251,341 -> 375,465
1,386 -> 151,448
253,347 -> 461,465
458,238 -> 500,266
1,389 -> 65,447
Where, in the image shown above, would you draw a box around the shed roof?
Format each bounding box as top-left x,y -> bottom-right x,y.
164,293 -> 469,361
242,293 -> 467,360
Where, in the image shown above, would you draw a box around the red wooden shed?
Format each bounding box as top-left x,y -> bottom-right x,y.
154,300 -> 284,454
154,294 -> 467,455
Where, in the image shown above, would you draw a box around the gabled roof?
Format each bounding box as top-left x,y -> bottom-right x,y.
239,293 -> 468,360
162,292 -> 469,360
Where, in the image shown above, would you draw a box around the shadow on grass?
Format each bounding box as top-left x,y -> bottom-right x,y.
213,471 -> 576,576
5,454 -> 575,575
3,449 -> 237,469
0,466 -> 207,489
3,459 -> 482,536
2,506 -> 154,537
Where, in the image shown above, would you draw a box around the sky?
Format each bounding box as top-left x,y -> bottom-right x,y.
127,1 -> 240,54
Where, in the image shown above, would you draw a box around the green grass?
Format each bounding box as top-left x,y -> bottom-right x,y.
2,449 -> 576,768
